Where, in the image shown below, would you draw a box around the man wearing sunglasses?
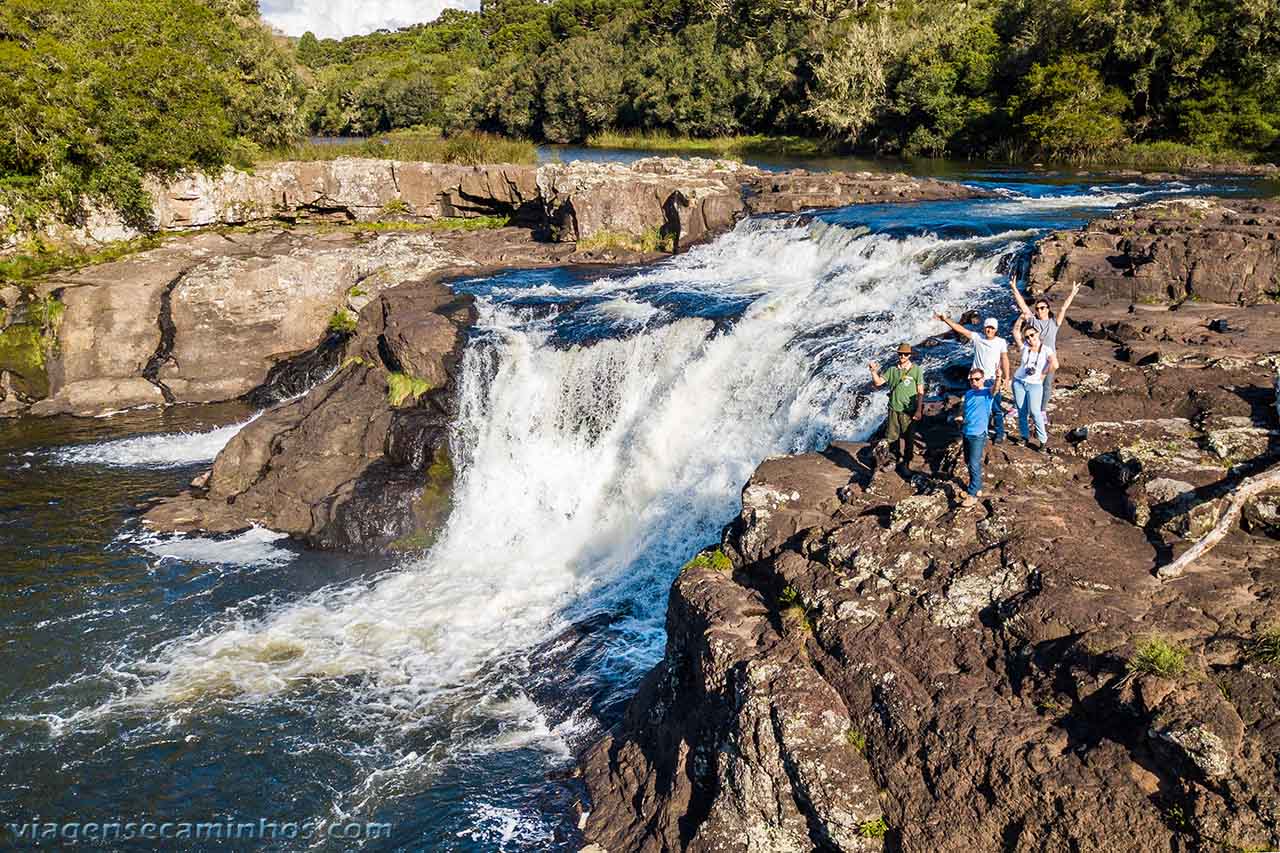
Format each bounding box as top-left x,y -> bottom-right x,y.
955,367 -> 995,507
869,343 -> 925,477
1009,271 -> 1081,424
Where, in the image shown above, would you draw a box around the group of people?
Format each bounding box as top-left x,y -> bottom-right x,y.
869,273 -> 1081,507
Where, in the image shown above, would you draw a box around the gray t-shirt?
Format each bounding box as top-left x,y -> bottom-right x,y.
1027,316 -> 1060,351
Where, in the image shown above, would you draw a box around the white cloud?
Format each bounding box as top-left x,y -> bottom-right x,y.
260,0 -> 479,39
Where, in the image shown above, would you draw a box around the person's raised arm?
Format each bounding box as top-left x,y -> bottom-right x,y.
1012,314 -> 1025,347
1009,270 -> 1032,318
1056,281 -> 1082,326
935,312 -> 974,340
868,360 -> 885,388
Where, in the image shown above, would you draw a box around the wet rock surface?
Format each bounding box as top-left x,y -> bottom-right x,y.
142,275 -> 475,554
581,222 -> 1280,851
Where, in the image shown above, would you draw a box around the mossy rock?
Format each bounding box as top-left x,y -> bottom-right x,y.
389,446 -> 456,553
0,322 -> 49,398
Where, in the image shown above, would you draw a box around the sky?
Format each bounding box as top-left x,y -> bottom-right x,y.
259,0 -> 477,39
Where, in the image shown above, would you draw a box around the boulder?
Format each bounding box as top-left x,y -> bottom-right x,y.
143,276 -> 475,553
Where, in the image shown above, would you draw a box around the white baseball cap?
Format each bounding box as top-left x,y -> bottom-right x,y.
983,317 -> 998,329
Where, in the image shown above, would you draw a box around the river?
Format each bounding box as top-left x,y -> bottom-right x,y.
1,160 -> 1273,850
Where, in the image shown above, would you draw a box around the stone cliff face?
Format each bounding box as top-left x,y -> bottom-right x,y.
142,275 -> 476,554
3,157 -> 989,254
580,201 -> 1280,851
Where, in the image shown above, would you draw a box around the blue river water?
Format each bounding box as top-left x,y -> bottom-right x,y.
0,160 -> 1274,851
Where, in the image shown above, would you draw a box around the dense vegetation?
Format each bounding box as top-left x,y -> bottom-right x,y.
0,0 -> 302,228
300,0 -> 1280,163
2,0 -> 1278,231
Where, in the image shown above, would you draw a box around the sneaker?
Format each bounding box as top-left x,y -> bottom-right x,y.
960,494 -> 978,508
991,435 -> 1004,445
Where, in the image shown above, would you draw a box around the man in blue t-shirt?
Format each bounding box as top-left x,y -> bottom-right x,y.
956,367 -> 995,507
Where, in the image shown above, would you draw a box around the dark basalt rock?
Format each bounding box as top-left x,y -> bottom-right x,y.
580,289 -> 1280,852
142,275 -> 476,554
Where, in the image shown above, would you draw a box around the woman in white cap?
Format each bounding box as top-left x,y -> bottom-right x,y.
1011,314 -> 1060,451
935,311 -> 1010,442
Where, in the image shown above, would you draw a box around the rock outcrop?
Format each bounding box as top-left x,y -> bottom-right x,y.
0,224 -> 582,419
21,229 -> 466,417
581,216 -> 1280,851
4,157 -> 991,256
142,274 -> 475,554
538,158 -> 990,249
1029,197 -> 1280,306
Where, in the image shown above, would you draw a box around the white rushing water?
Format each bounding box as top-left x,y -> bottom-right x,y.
49,415 -> 258,468
46,211 -> 1084,838
92,218 -> 1014,722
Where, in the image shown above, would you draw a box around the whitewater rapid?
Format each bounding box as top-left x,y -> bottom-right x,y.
63,217 -> 1012,738
33,183 -> 1215,842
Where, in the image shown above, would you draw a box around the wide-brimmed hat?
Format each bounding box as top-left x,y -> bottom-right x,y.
896,343 -> 913,355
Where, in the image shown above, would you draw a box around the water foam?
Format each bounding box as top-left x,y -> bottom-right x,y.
49,415 -> 258,468
67,215 -> 1021,821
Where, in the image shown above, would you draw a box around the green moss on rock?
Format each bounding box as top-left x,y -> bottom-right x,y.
680,548 -> 733,573
390,446 -> 456,553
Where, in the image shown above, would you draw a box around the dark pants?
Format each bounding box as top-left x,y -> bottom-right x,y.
885,409 -> 916,465
963,433 -> 987,496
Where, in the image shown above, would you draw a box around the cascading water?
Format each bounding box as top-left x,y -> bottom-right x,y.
2,174 -> 1270,850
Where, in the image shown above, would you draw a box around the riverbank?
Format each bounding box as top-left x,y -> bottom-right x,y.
578,197 -> 1280,852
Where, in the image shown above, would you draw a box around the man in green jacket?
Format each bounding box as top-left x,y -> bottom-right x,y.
869,342 -> 925,476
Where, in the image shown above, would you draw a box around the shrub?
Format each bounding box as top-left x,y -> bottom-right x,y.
1128,636 -> 1189,678
327,309 -> 357,335
575,228 -> 672,253
858,817 -> 888,839
1011,55 -> 1128,162
846,729 -> 867,751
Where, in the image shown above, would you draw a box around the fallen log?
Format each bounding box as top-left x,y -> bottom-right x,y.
1157,462 -> 1280,579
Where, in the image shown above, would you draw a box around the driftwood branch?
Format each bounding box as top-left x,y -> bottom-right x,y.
1157,462 -> 1280,579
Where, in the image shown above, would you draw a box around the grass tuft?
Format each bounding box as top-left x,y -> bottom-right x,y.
681,548 -> 732,574
1128,636 -> 1189,678
846,729 -> 866,752
858,817 -> 888,839
1245,627 -> 1280,666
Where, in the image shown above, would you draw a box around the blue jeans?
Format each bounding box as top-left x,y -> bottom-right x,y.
1013,380 -> 1047,444
963,433 -> 987,496
985,379 -> 1005,439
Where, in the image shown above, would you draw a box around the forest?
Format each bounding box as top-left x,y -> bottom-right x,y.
2,0 -> 1279,225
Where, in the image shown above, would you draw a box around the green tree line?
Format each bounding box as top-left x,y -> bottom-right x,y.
1,0 -> 302,229
2,0 -> 1278,228
301,0 -> 1280,162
